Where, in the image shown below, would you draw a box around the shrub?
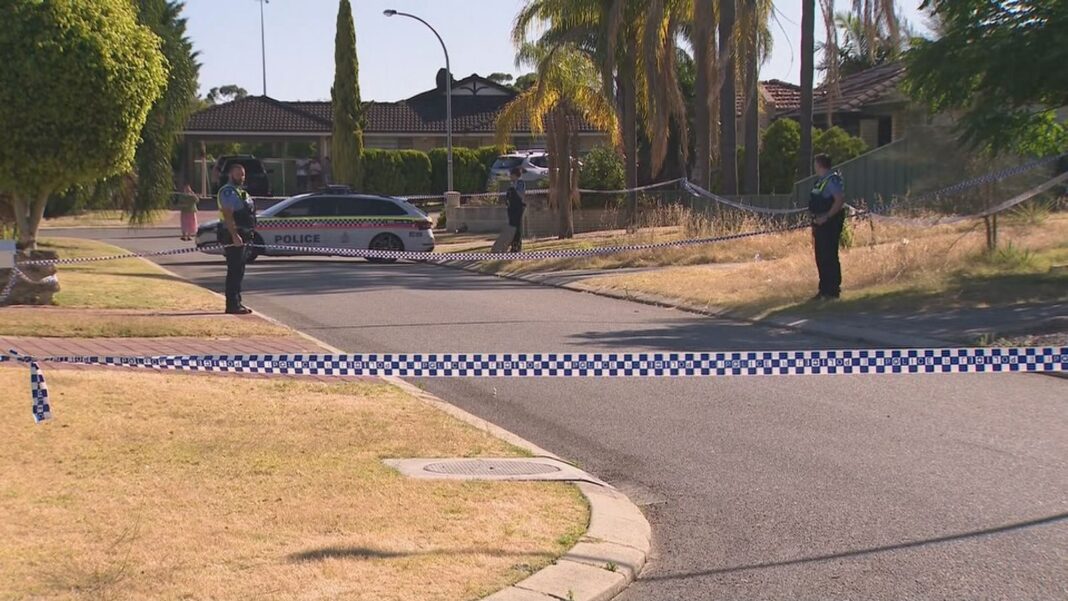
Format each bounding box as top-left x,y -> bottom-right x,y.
759,119 -> 801,193
429,147 -> 485,194
475,145 -> 514,183
358,149 -> 432,196
814,126 -> 868,165
579,146 -> 625,191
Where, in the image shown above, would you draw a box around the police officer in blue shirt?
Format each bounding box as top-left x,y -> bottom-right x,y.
217,164 -> 257,314
809,153 -> 847,300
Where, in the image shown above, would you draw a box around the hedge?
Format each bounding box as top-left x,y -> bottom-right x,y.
360,149 -> 431,196
428,147 -> 486,194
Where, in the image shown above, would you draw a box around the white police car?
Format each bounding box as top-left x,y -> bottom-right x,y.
196,186 -> 435,263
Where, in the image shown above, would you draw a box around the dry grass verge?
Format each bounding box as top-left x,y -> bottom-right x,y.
583,215 -> 1068,317
1,238 -> 285,338
0,307 -> 291,338
0,369 -> 587,600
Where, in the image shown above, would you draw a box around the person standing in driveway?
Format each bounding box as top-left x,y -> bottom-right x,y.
176,184 -> 199,241
507,167 -> 527,252
809,153 -> 847,300
217,164 -> 257,315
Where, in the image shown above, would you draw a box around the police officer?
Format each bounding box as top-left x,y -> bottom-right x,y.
809,153 -> 847,300
506,167 -> 526,252
217,164 -> 257,314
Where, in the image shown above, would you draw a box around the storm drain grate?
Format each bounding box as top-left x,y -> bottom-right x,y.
423,459 -> 562,477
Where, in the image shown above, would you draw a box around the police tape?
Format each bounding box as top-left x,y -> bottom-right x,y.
3,346 -> 1065,423
682,153 -> 1066,217
12,155 -> 1063,269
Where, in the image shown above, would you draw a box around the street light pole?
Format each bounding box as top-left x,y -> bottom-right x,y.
384,9 -> 453,192
259,0 -> 269,96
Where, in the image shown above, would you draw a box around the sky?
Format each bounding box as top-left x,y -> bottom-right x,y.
185,0 -> 930,103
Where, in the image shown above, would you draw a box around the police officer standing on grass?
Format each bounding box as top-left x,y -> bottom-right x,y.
810,153 -> 847,300
217,164 -> 256,315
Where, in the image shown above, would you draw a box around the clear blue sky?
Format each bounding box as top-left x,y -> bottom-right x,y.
185,0 -> 928,103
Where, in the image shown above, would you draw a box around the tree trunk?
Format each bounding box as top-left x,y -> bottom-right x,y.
621,75 -> 639,225
555,110 -> 574,239
718,0 -> 738,195
742,7 -> 761,194
693,0 -> 714,190
27,192 -> 49,248
798,0 -> 816,180
10,194 -> 34,250
547,114 -> 561,213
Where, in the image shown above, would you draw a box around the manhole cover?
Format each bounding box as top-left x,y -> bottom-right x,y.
423,460 -> 562,477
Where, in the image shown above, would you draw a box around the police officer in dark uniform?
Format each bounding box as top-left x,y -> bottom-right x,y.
809,153 -> 847,300
506,167 -> 527,252
217,164 -> 257,314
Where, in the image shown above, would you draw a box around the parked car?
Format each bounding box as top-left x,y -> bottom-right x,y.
487,151 -> 549,188
195,185 -> 434,263
212,154 -> 272,197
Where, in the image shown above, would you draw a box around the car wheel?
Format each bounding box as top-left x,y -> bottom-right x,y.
367,233 -> 403,264
245,232 -> 264,263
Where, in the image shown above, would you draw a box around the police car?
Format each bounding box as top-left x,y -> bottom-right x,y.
196,186 -> 435,263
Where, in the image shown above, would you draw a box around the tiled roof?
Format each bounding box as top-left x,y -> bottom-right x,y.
783,62 -> 907,118
187,85 -> 603,136
186,96 -> 332,133
731,80 -> 802,118
761,79 -> 802,113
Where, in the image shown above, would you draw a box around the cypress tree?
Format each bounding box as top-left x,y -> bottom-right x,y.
331,0 -> 364,187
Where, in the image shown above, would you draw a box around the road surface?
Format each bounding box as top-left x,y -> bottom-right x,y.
60,228 -> 1068,601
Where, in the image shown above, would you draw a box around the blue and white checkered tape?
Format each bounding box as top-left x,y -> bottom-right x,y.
6,350 -> 51,423
4,347 -> 1065,423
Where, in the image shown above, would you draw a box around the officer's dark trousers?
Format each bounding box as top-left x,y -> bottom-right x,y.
224,246 -> 247,309
812,213 -> 844,297
508,216 -> 523,252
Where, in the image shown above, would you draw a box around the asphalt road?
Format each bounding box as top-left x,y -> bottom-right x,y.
64,228 -> 1068,601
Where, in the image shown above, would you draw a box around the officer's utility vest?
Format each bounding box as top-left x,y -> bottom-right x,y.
809,172 -> 843,215
216,184 -> 257,230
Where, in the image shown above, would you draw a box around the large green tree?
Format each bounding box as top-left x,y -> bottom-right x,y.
331,0 -> 364,187
132,0 -> 199,223
906,0 -> 1068,155
0,0 -> 166,249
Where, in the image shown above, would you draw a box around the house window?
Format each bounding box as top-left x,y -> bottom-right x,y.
878,117 -> 893,146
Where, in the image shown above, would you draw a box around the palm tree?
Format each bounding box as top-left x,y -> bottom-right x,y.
718,0 -> 738,194
513,0 -> 640,220
496,42 -> 620,238
798,0 -> 816,179
513,0 -> 689,220
737,0 -> 773,193
829,11 -> 908,76
690,0 -> 716,190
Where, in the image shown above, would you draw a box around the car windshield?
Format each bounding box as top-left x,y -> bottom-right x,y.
492,157 -> 524,170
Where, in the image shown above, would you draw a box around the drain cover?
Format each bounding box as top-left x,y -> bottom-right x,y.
424,459 -> 562,477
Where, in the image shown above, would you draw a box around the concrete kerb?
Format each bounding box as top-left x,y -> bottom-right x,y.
147,256 -> 653,601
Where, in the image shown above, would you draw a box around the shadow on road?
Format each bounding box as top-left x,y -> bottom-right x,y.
570,322 -> 840,351
647,512 -> 1068,582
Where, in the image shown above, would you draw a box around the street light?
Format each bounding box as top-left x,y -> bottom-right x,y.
384,9 -> 453,192
258,0 -> 269,96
